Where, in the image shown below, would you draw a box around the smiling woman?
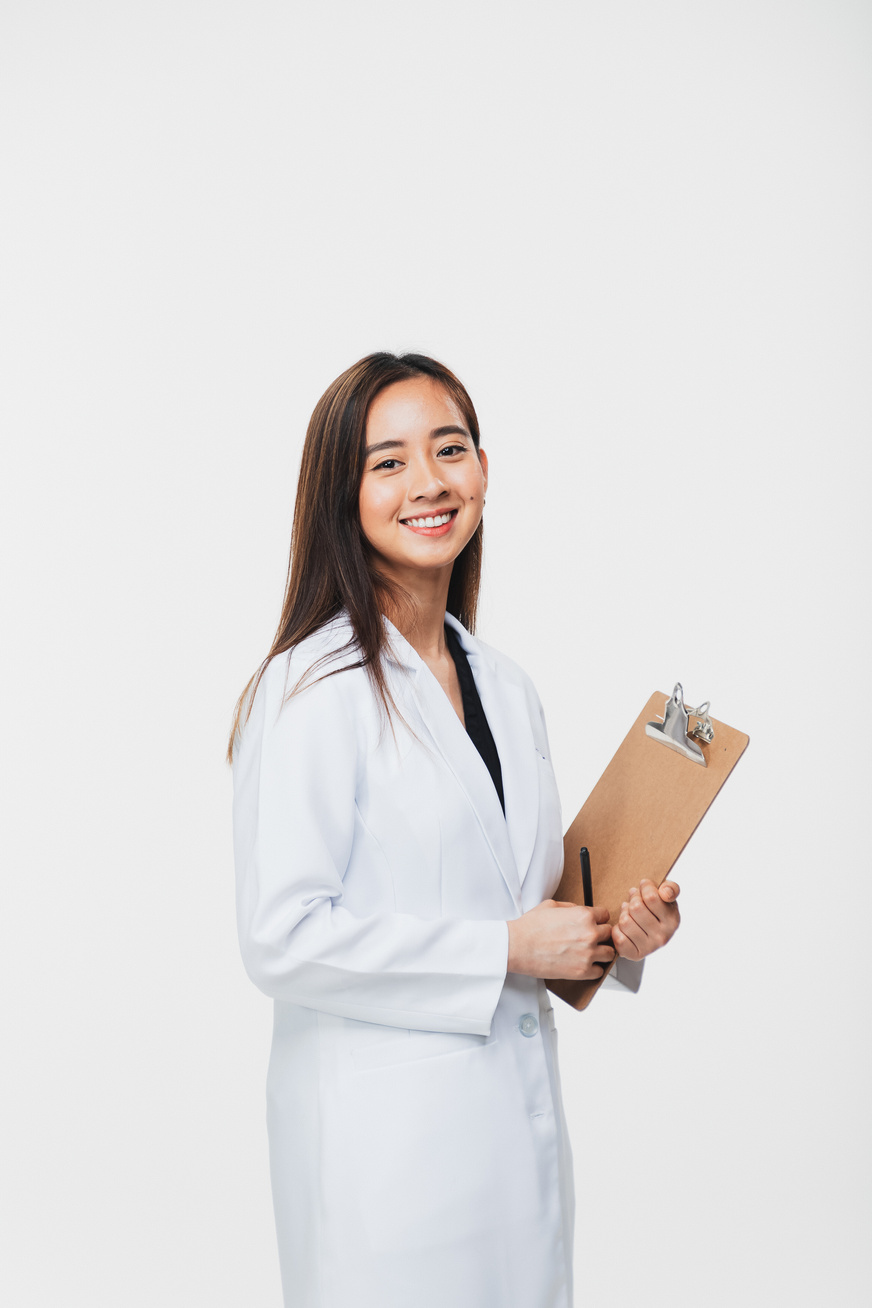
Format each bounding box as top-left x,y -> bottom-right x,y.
227,352 -> 680,1308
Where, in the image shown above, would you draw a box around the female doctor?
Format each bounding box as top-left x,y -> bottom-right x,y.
228,352 -> 680,1308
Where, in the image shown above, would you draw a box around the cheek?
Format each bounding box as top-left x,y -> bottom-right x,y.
449,466 -> 481,504
463,473 -> 485,504
358,483 -> 397,540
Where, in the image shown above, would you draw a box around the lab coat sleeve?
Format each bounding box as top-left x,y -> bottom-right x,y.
601,957 -> 644,991
232,653 -> 510,1036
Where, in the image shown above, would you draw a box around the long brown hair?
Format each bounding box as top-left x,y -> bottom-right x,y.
226,351 -> 484,763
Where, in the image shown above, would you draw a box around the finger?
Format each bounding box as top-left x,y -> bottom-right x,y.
627,889 -> 679,948
593,944 -> 617,964
626,890 -> 658,933
639,880 -> 665,921
619,902 -> 650,946
590,905 -> 611,925
584,955 -> 616,979
659,880 -> 680,902
632,883 -> 678,932
612,921 -> 641,959
639,880 -> 680,927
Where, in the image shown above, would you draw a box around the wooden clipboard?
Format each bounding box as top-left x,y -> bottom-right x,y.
547,690 -> 750,1011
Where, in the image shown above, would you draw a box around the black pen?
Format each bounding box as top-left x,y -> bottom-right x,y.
579,846 -> 593,908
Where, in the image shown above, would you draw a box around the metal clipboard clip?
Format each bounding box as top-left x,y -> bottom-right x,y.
645,683 -> 715,767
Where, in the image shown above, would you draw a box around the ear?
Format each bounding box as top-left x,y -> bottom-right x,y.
478,446 -> 488,495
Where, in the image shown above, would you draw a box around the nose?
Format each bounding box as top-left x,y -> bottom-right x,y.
409,457 -> 449,503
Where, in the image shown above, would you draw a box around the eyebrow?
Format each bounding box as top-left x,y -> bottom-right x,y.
365,424 -> 470,457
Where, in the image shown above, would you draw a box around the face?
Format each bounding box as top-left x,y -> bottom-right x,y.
358,376 -> 488,589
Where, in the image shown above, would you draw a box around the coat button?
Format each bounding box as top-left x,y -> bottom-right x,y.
518,1013 -> 539,1037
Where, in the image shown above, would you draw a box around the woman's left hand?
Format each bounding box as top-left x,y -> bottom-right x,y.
611,879 -> 680,960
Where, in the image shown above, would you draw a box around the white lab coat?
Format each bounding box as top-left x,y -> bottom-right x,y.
232,611 -> 636,1307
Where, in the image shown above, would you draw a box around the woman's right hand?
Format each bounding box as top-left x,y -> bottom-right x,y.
506,900 -> 616,981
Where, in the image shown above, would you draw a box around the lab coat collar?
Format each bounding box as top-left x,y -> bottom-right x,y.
380,610 -> 495,672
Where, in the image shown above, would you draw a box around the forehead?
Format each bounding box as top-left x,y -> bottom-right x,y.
366,376 -> 464,438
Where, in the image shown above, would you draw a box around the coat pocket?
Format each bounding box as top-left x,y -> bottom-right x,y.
351,1027 -> 497,1073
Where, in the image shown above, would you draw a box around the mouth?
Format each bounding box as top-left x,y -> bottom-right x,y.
399,508 -> 459,537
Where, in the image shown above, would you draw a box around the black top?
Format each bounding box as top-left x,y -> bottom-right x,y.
444,624 -> 506,815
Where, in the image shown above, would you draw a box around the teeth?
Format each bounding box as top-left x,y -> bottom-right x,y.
405,512 -> 454,528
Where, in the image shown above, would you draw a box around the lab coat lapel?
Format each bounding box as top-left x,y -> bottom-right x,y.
449,622 -> 540,892
383,618 -> 523,911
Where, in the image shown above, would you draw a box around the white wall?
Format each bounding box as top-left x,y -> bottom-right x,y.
2,2 -> 869,1304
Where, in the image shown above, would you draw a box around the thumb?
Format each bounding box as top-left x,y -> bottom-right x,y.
659,881 -> 680,901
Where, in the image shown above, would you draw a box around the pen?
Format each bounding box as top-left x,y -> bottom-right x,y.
579,846 -> 593,908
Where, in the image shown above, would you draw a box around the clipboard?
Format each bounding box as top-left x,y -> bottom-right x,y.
547,684 -> 750,1011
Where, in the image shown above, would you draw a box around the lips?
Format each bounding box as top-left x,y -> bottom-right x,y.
400,508 -> 459,536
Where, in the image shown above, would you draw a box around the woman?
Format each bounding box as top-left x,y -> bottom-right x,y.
228,352 -> 680,1308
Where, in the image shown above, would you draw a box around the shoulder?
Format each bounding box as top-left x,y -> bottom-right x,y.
445,613 -> 544,708
242,614 -> 370,737
232,620 -> 374,789
279,614 -> 363,684
466,630 -> 551,741
474,635 -> 532,688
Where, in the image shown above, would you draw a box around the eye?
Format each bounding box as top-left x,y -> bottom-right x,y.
437,443 -> 467,457
373,458 -> 402,470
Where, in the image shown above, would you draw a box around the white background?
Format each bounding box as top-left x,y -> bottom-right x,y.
2,2 -> 869,1304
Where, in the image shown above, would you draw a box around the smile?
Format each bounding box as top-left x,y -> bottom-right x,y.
400,509 -> 459,535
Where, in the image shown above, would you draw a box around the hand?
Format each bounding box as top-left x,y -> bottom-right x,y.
507,900 -> 616,981
612,879 -> 680,960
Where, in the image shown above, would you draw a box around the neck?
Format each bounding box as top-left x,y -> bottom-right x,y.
378,565 -> 453,661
